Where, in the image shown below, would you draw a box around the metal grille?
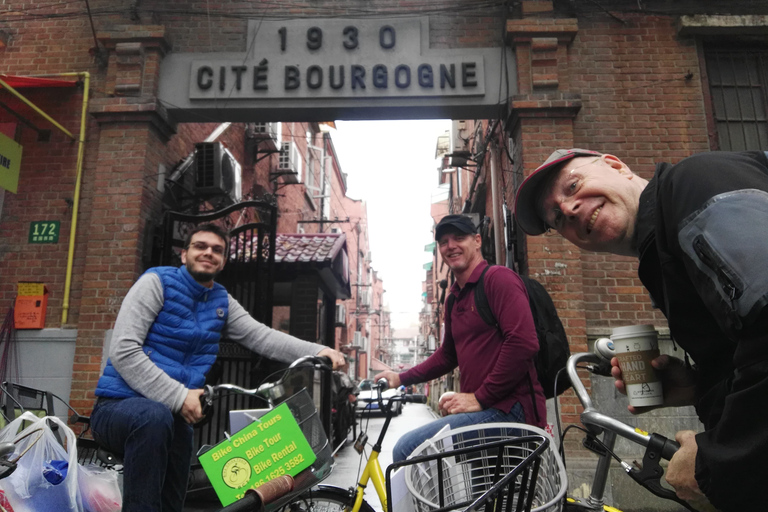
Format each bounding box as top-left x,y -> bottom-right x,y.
195,142 -> 218,188
705,45 -> 768,151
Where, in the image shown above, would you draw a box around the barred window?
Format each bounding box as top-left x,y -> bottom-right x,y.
705,44 -> 768,151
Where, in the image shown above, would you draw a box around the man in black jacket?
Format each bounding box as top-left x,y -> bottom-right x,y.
515,148 -> 768,512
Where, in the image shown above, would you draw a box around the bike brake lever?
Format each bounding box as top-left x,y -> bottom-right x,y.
627,434 -> 696,512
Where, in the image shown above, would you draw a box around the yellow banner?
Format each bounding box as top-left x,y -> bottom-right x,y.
0,131 -> 22,193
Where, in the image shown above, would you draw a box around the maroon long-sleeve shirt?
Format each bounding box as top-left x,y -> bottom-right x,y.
400,261 -> 546,427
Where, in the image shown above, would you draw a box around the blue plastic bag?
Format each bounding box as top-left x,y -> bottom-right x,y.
42,460 -> 68,485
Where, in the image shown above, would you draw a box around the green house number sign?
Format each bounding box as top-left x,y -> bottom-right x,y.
198,402 -> 316,506
28,221 -> 60,244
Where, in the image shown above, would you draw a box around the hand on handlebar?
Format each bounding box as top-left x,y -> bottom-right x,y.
438,392 -> 482,416
667,431 -> 718,512
317,348 -> 347,370
373,370 -> 401,389
611,354 -> 698,413
182,388 -> 205,424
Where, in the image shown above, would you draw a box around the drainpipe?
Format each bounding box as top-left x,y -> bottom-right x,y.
59,72 -> 90,325
489,140 -> 504,265
0,72 -> 91,325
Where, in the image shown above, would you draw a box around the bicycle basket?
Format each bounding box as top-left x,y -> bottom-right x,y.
386,435 -> 549,512
401,423 -> 566,512
267,388 -> 333,511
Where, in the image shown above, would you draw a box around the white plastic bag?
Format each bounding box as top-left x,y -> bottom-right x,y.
0,414 -> 83,512
78,464 -> 121,512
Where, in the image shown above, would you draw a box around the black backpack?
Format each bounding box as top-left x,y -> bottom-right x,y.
445,266 -> 571,401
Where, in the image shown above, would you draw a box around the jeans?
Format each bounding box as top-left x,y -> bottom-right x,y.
90,397 -> 194,512
392,402 -> 525,462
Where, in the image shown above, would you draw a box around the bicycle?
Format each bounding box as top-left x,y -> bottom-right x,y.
273,377 -> 428,512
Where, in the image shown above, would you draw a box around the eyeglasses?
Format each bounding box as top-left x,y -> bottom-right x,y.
543,157 -> 601,231
188,241 -> 226,255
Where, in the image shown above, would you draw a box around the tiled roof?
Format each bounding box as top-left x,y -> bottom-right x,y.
274,233 -> 345,264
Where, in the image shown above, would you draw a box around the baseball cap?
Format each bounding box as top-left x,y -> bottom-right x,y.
434,214 -> 477,241
514,148 -> 602,235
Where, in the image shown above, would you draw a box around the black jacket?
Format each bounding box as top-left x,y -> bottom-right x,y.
635,150 -> 768,511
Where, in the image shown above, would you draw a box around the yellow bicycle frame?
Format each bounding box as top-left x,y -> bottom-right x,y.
350,449 -> 388,512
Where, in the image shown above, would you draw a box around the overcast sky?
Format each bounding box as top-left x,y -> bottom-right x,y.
329,120 -> 450,331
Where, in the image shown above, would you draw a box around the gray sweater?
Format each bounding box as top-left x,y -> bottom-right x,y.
109,273 -> 324,413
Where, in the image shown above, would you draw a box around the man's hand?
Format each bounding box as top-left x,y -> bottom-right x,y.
181,388 -> 205,425
438,392 -> 482,415
667,431 -> 718,511
317,348 -> 347,370
611,354 -> 698,414
373,370 -> 401,389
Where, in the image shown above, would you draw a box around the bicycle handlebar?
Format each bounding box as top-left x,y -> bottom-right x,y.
201,355 -> 334,414
568,349 -> 696,510
218,475 -> 295,512
567,351 -> 679,458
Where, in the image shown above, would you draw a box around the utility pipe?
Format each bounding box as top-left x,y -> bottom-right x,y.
0,78 -> 76,140
489,140 -> 504,265
22,72 -> 90,325
57,73 -> 90,325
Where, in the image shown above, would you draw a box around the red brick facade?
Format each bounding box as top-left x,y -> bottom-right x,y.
0,0 -> 766,474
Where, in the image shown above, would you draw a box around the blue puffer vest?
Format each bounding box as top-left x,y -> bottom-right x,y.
95,265 -> 229,399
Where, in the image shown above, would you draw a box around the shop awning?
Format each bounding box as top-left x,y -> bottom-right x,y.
0,74 -> 78,89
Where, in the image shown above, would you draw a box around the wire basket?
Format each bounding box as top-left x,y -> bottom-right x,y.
401,423 -> 566,512
387,435 -> 550,512
267,388 -> 333,511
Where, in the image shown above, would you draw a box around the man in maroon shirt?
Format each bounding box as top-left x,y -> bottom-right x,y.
375,214 -> 546,461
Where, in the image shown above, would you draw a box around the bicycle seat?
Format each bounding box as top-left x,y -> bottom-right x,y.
97,446 -> 123,466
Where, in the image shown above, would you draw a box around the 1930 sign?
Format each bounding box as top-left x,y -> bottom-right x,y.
188,18 -> 485,100
159,17 -> 512,121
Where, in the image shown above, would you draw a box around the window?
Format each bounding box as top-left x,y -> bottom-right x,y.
705,44 -> 768,150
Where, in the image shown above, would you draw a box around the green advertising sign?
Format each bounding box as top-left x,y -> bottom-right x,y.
0,132 -> 22,194
28,221 -> 60,244
199,402 -> 316,506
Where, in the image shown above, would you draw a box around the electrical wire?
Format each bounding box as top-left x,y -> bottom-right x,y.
0,1 -> 510,22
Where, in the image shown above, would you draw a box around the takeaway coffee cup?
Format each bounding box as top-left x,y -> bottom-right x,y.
611,325 -> 663,407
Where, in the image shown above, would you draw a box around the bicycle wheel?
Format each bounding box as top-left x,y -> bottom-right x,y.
276,486 -> 375,512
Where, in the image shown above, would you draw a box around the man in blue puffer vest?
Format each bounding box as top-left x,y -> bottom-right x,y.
90,223 -> 347,512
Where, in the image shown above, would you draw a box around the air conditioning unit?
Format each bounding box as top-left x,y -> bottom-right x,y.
361,336 -> 369,353
335,304 -> 346,326
278,141 -> 301,184
451,120 -> 470,154
365,251 -> 372,263
194,142 -> 242,204
359,289 -> 371,308
353,331 -> 362,347
251,122 -> 281,151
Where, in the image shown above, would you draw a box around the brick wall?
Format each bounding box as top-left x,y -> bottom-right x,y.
570,13 -> 710,331
0,0 -> 740,436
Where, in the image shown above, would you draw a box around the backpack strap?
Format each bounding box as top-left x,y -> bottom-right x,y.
473,265 -> 498,328
445,292 -> 456,322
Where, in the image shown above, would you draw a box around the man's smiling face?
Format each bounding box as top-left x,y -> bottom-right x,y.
539,155 -> 646,255
181,231 -> 227,286
438,231 -> 483,274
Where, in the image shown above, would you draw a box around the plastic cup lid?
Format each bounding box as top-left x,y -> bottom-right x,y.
610,324 -> 658,339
